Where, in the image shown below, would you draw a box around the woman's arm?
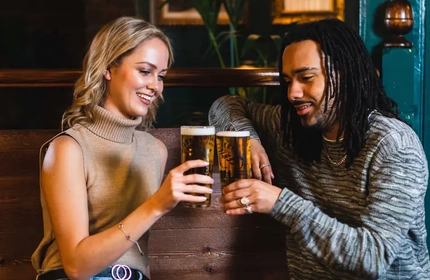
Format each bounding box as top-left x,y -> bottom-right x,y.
156,138 -> 167,182
42,136 -> 213,280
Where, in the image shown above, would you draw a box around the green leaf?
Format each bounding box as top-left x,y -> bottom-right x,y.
241,34 -> 260,58
221,0 -> 246,28
190,0 -> 222,32
270,35 -> 282,53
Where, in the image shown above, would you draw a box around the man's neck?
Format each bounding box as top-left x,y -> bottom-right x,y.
322,123 -> 341,141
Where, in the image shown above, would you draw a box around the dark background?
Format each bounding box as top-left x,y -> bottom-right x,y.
0,0 -> 359,129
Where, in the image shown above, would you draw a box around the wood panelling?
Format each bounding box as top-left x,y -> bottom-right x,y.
0,128 -> 288,280
0,68 -> 280,88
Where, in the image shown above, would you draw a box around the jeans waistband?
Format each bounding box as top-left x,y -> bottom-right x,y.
37,265 -> 149,280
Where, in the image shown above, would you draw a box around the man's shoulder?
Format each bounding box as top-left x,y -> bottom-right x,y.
370,111 -> 411,131
368,111 -> 421,147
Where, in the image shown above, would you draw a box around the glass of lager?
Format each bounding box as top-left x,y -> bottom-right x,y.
216,131 -> 251,189
180,126 -> 215,208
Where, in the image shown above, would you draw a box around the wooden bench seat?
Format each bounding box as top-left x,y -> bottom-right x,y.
0,128 -> 288,280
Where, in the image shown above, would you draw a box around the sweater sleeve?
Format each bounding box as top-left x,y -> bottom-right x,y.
269,129 -> 428,278
208,95 -> 282,148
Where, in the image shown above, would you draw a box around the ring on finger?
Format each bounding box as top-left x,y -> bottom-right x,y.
245,205 -> 253,214
259,163 -> 271,170
236,198 -> 243,207
240,196 -> 250,207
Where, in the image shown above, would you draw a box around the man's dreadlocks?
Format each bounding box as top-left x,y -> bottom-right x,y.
280,18 -> 401,167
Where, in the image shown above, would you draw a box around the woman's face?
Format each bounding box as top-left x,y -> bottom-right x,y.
103,37 -> 169,119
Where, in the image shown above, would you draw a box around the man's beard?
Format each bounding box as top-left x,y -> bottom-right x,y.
301,125 -> 321,137
300,106 -> 335,133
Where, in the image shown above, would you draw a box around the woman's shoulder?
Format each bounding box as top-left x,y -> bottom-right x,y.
134,129 -> 157,142
40,133 -> 82,170
134,130 -> 167,156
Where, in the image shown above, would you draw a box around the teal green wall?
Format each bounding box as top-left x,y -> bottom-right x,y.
424,0 -> 430,249
360,0 -> 429,246
359,0 -> 425,137
424,0 -> 430,170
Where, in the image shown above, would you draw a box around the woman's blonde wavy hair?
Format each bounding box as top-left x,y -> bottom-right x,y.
62,16 -> 174,131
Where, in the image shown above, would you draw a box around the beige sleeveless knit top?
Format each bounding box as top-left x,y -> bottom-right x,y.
32,106 -> 162,275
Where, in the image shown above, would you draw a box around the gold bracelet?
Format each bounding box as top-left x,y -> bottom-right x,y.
118,222 -> 144,256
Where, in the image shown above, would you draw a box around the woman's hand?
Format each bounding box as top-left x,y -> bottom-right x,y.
250,139 -> 274,184
149,159 -> 214,215
219,178 -> 281,215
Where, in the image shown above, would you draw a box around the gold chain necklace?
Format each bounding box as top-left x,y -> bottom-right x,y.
322,140 -> 347,166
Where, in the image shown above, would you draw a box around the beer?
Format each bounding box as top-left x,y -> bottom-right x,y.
216,131 -> 251,189
180,126 -> 215,208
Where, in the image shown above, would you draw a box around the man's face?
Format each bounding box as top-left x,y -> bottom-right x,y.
282,40 -> 338,137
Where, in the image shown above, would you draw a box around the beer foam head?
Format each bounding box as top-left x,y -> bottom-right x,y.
216,131 -> 250,137
180,126 -> 215,135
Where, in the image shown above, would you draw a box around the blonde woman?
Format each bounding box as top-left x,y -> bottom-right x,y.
32,16 -> 213,280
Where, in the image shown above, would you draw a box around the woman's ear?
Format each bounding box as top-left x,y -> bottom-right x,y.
104,69 -> 111,80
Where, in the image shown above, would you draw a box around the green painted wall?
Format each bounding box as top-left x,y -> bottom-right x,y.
424,0 -> 430,170
360,0 -> 429,246
424,0 -> 430,250
359,0 -> 425,137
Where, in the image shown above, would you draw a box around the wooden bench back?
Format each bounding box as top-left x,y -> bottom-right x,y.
0,128 -> 288,280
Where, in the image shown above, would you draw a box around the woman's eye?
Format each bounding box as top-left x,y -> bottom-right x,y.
139,70 -> 150,75
158,75 -> 166,81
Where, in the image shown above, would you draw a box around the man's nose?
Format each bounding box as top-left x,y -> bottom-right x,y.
287,80 -> 304,101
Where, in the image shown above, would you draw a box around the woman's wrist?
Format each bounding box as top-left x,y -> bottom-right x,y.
142,196 -> 168,220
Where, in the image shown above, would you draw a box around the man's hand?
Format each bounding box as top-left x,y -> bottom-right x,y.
251,139 -> 274,184
219,179 -> 281,215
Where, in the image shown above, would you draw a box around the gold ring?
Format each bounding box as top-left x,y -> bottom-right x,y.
259,163 -> 271,170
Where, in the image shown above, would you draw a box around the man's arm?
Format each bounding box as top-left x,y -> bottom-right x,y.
270,129 -> 428,278
208,95 -> 281,145
209,95 -> 281,182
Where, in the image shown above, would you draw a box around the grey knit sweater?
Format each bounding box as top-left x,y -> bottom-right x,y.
209,95 -> 430,279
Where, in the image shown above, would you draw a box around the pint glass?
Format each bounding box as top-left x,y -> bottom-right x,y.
216,131 -> 251,189
180,126 -> 215,208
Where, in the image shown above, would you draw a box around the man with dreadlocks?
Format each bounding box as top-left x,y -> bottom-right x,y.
209,18 -> 430,279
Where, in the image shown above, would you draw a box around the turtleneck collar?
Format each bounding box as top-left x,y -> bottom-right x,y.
85,106 -> 143,144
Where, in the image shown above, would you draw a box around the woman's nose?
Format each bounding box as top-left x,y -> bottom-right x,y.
147,75 -> 159,92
